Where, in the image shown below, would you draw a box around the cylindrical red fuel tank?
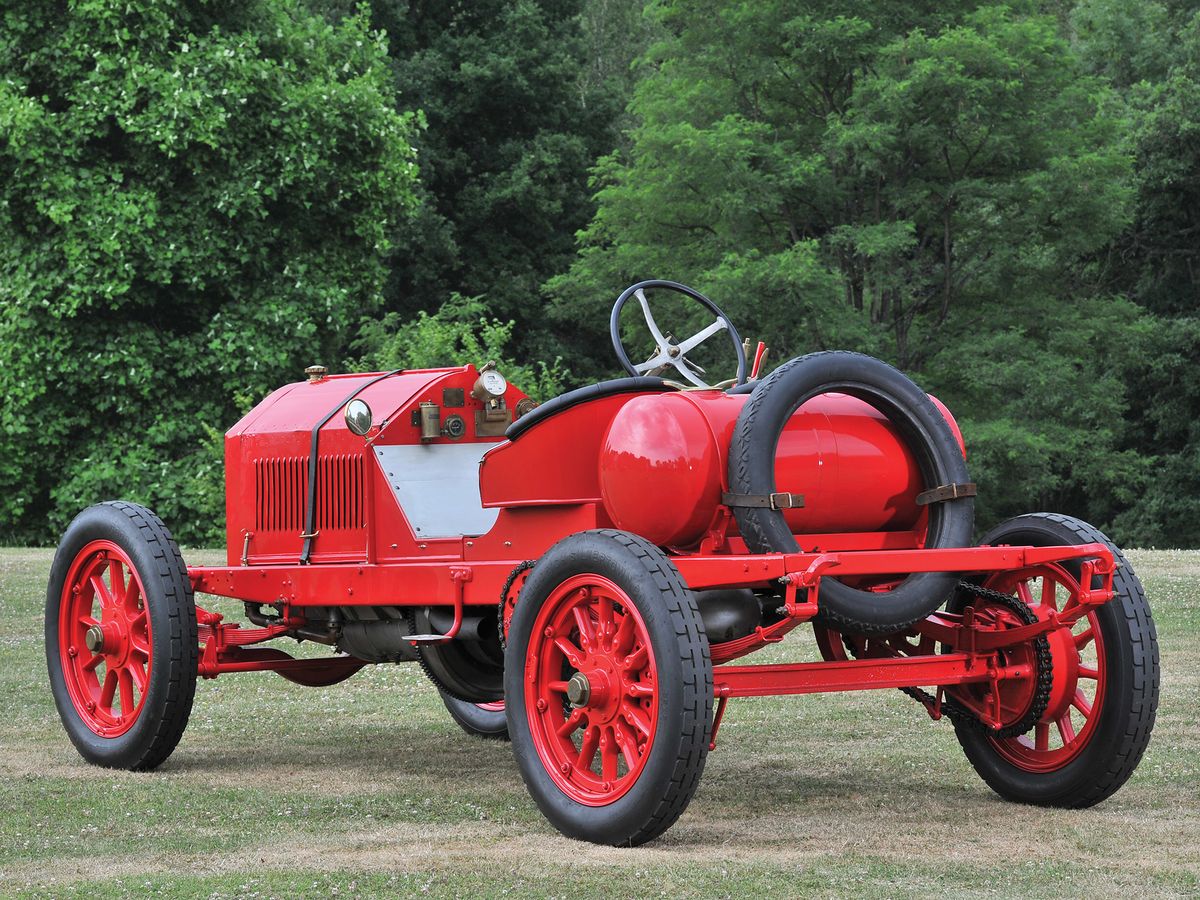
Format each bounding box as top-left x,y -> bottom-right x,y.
598,391 -> 963,548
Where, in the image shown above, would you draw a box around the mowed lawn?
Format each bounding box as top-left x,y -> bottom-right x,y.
1,547 -> 1197,899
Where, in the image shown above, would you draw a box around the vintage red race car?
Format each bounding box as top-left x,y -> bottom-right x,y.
46,280 -> 1159,845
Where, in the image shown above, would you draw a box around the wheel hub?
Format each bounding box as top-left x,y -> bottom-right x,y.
567,672 -> 591,707
84,624 -> 105,654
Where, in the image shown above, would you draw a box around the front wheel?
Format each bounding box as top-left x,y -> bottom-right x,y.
954,513 -> 1159,807
45,502 -> 198,770
505,530 -> 713,846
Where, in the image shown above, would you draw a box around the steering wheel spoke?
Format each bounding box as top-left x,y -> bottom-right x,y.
676,318 -> 727,356
635,289 -> 671,350
633,352 -> 670,375
670,357 -> 711,388
610,281 -> 747,389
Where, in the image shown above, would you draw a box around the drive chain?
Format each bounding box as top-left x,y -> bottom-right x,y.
843,582 -> 1053,739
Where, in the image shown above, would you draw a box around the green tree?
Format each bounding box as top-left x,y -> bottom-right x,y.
552,1 -> 1145,537
0,0 -> 421,544
1072,4 -> 1200,544
359,0 -> 625,351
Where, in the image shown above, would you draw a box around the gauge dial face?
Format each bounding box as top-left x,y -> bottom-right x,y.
480,370 -> 507,397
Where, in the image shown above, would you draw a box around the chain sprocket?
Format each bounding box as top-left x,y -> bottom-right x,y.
842,581 -> 1053,739
497,560 -> 535,652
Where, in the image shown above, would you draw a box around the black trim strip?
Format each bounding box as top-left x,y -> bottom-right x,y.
299,369 -> 403,564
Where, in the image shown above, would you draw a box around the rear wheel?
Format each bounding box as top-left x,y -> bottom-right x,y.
46,502 -> 198,770
505,530 -> 712,846
954,513 -> 1159,806
440,692 -> 509,740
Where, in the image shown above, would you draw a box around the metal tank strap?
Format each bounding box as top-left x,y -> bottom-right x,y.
914,482 -> 977,506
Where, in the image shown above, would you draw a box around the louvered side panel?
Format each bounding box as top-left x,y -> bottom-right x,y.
254,454 -> 364,534
253,456 -> 308,533
316,453 -> 364,531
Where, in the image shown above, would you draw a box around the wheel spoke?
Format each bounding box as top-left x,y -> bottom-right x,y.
626,681 -> 654,698
1016,580 -> 1034,607
676,318 -> 726,355
601,732 -> 619,782
553,636 -> 584,666
82,653 -> 104,672
1078,665 -> 1100,680
556,709 -> 584,738
118,668 -> 135,715
597,595 -> 614,645
547,679 -> 570,694
1040,576 -> 1057,611
624,644 -> 648,673
1073,626 -> 1095,649
614,720 -> 640,769
108,560 -> 126,603
1057,713 -> 1076,745
1070,689 -> 1093,718
612,614 -> 636,655
124,577 -> 141,613
1034,722 -> 1050,752
99,669 -> 118,710
572,605 -> 596,649
90,574 -> 113,609
622,704 -> 652,739
130,661 -> 148,694
575,726 -> 600,774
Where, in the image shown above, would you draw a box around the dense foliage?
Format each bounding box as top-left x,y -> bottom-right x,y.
0,0 -> 1196,547
0,0 -> 420,544
550,0 -> 1199,544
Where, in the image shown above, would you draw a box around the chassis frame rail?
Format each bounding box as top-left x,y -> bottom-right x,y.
186,542 -> 1115,710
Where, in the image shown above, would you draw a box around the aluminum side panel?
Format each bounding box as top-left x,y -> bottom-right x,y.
374,443 -> 500,538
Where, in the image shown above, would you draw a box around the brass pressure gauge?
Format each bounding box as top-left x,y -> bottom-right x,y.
472,369 -> 507,401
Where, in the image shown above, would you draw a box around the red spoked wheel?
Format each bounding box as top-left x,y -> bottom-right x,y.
953,513 -> 1158,807
46,502 -> 198,771
57,540 -> 152,737
525,574 -> 658,805
505,530 -> 712,846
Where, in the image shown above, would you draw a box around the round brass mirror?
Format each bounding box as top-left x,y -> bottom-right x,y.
345,398 -> 373,436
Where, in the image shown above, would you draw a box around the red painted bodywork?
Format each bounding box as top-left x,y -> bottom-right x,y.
596,391 -> 939,547
191,366 -> 1116,718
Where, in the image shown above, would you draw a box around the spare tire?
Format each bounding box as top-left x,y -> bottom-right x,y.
728,351 -> 973,634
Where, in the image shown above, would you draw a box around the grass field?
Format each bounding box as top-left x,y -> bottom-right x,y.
1,547 -> 1197,899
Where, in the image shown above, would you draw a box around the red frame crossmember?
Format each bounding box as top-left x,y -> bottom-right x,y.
195,605 -> 363,681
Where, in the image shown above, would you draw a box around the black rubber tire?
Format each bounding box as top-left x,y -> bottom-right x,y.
440,692 -> 510,741
728,350 -> 973,634
45,502 -> 198,771
505,529 -> 713,846
955,513 -> 1159,807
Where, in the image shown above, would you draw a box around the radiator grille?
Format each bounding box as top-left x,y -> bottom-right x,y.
254,454 -> 364,533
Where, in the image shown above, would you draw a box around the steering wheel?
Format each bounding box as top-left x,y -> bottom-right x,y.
610,280 -> 747,389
